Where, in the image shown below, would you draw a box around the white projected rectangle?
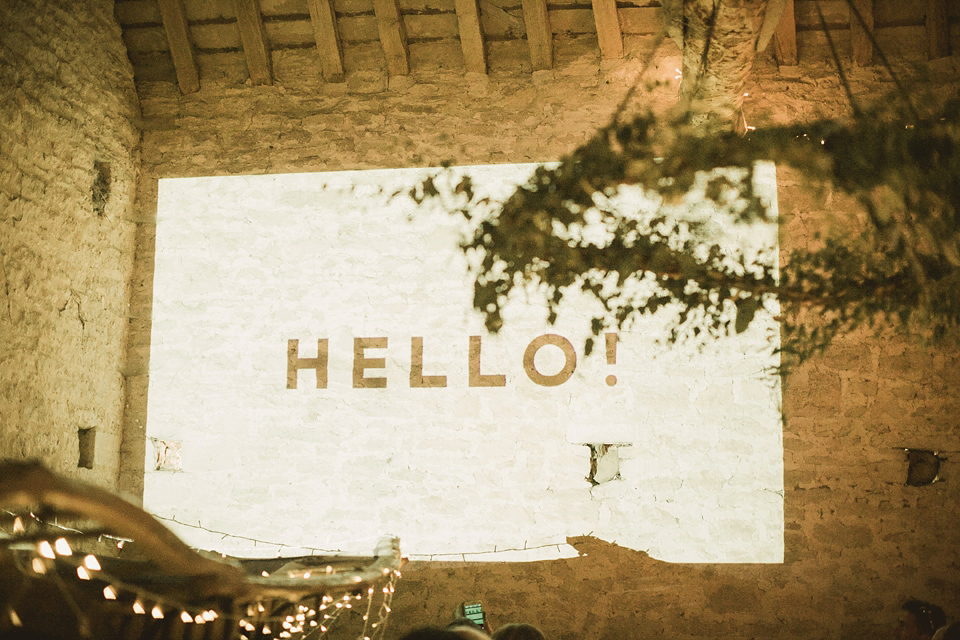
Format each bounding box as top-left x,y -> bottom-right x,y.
146,163 -> 783,563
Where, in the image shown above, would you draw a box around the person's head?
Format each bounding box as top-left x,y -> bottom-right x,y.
940,622 -> 960,640
399,628 -> 465,640
898,600 -> 946,640
491,623 -> 546,640
448,626 -> 492,640
445,616 -> 491,640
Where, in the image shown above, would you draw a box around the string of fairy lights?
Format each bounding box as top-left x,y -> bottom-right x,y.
151,513 -> 576,561
0,509 -> 401,640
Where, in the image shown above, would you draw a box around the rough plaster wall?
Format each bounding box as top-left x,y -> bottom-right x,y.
128,42 -> 960,640
0,0 -> 141,490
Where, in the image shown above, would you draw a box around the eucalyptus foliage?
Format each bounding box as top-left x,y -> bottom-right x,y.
411,94 -> 960,365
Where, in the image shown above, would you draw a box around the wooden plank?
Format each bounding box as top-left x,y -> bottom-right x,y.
156,0 -> 200,93
455,0 -> 487,73
794,0 -> 847,28
232,0 -> 273,84
849,0 -> 873,65
405,14 -> 460,39
373,0 -> 410,75
548,9 -> 594,34
774,0 -> 797,65
114,0 -> 162,25
591,0 -> 622,59
616,7 -> 659,34
307,0 -> 346,81
521,0 -> 552,70
338,15 -> 380,43
926,0 -> 949,59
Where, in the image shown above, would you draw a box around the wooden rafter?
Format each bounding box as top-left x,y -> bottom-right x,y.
455,0 -> 488,74
156,0 -> 200,94
232,0 -> 273,85
591,0 -> 623,60
521,0 -> 552,71
926,0 -> 950,60
307,0 -> 346,82
849,0 -> 874,66
374,0 -> 410,76
773,0 -> 797,66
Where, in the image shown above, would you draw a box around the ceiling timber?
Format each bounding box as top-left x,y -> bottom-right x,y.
114,0 -> 954,94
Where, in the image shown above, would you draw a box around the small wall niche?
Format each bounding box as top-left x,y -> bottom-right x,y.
92,160 -> 111,216
77,428 -> 96,469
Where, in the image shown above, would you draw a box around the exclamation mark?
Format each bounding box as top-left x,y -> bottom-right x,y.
605,333 -> 618,386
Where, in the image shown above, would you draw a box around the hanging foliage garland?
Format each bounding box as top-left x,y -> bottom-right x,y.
410,91 -> 960,367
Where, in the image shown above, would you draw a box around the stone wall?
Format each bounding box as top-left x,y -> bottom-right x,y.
128,27 -> 960,640
0,0 -> 141,490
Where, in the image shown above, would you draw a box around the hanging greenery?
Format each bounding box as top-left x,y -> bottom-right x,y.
410,88 -> 960,367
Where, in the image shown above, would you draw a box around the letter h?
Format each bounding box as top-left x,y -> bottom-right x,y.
287,339 -> 328,389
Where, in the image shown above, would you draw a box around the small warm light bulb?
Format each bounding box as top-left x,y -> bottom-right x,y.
181,611 -> 193,623
325,565 -> 333,574
257,603 -> 265,613
195,615 -> 205,624
9,609 -> 22,627
13,517 -> 25,534
262,625 -> 272,635
38,541 -> 56,559
309,620 -> 318,627
261,571 -> 269,577
303,571 -> 311,579
31,558 -> 46,574
307,609 -> 315,616
76,566 -> 91,580
151,605 -> 164,619
54,538 -> 72,556
103,586 -> 117,600
202,610 -> 217,621
352,575 -> 363,583
83,555 -> 101,571
133,601 -> 146,614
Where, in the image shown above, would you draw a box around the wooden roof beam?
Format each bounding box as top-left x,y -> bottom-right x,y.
849,0 -> 874,66
926,0 -> 950,60
591,0 -> 622,60
232,0 -> 273,85
374,0 -> 410,76
307,0 -> 346,82
522,0 -> 552,70
773,0 -> 797,66
455,0 -> 488,74
156,0 -> 200,94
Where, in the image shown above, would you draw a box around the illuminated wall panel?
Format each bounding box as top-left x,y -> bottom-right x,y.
145,163 -> 782,563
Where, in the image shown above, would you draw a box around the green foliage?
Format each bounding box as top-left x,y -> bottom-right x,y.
411,94 -> 960,366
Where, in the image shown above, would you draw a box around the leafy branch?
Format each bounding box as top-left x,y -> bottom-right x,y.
411,93 -> 960,365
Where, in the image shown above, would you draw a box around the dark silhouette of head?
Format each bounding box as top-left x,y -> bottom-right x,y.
898,600 -> 946,640
491,623 -> 546,640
